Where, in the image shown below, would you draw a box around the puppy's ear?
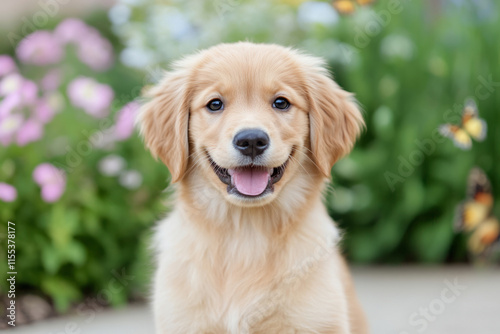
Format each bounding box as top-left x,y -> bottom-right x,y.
138,67 -> 191,183
308,69 -> 364,178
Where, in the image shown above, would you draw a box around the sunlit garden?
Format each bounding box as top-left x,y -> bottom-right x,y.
0,0 -> 499,331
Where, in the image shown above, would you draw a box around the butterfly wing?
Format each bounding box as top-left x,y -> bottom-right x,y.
463,118 -> 487,141
356,0 -> 375,5
462,99 -> 487,141
467,217 -> 500,256
333,0 -> 356,14
466,167 -> 493,201
439,124 -> 472,150
455,200 -> 491,232
455,168 -> 494,232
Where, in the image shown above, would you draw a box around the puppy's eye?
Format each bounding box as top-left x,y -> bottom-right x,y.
206,99 -> 223,112
273,97 -> 290,110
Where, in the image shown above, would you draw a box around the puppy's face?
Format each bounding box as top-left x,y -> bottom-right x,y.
140,43 -> 364,207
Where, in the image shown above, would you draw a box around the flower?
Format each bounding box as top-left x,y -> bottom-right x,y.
67,77 -> 114,118
33,163 -> 66,202
380,34 -> 415,61
0,55 -> 17,77
16,118 -> 44,146
119,170 -> 143,189
0,114 -> 23,146
54,18 -> 90,44
0,93 -> 21,120
55,18 -> 114,71
0,73 -> 23,96
0,74 -> 38,105
41,69 -> 61,91
16,31 -> 64,66
0,183 -> 17,202
297,1 -> 339,29
98,155 -> 126,176
114,102 -> 140,140
77,31 -> 114,71
34,92 -> 64,124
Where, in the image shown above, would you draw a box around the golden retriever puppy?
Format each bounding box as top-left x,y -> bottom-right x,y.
139,42 -> 368,334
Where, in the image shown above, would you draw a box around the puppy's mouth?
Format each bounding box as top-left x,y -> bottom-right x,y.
208,156 -> 289,198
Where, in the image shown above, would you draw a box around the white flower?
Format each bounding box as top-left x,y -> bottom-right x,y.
380,34 -> 415,61
98,155 -> 126,176
297,1 -> 339,29
119,170 -> 143,189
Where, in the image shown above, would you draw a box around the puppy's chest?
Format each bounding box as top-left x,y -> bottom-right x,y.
173,243 -> 332,331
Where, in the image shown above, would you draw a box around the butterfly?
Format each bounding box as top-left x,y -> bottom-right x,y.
455,168 -> 500,258
332,0 -> 375,15
439,99 -> 487,150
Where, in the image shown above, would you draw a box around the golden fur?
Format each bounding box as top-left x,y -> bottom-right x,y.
139,42 -> 368,333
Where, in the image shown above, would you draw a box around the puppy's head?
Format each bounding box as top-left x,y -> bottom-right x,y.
139,42 -> 363,207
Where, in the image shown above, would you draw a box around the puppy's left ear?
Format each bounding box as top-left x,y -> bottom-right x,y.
138,67 -> 191,183
308,70 -> 365,178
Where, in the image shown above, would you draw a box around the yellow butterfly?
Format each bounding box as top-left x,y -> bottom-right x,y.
439,99 -> 487,150
455,168 -> 500,257
332,0 -> 375,15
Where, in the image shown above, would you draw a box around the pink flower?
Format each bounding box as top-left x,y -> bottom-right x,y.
0,93 -> 21,120
41,183 -> 66,202
55,19 -> 114,71
16,118 -> 43,146
0,74 -> 38,105
16,31 -> 64,66
41,69 -> 61,91
67,77 -> 114,118
77,31 -> 114,71
114,102 -> 140,140
54,18 -> 90,44
0,183 -> 17,202
33,163 -> 66,203
19,79 -> 38,105
0,73 -> 23,96
34,92 -> 63,124
0,55 -> 17,77
0,114 -> 23,146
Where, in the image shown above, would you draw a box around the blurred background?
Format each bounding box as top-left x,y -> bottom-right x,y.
0,0 -> 499,332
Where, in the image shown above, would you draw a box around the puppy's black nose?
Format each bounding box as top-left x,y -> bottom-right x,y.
233,129 -> 270,159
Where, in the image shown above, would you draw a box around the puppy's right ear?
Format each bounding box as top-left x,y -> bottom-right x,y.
138,68 -> 190,183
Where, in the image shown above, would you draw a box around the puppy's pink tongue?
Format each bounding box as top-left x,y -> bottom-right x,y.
231,168 -> 270,196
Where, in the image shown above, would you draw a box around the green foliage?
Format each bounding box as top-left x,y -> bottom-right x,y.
0,13 -> 169,312
1,0 -> 499,315
114,0 -> 499,263
324,0 -> 500,263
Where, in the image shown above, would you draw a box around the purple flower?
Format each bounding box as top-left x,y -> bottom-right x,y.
0,74 -> 38,105
20,79 -> 38,105
16,31 -> 64,66
33,163 -> 66,203
77,31 -> 114,71
16,118 -> 43,146
54,18 -> 90,44
0,114 -> 23,146
41,183 -> 66,202
55,19 -> 114,71
0,73 -> 23,96
34,92 -> 63,124
41,69 -> 61,91
67,77 -> 114,118
0,55 -> 17,77
0,183 -> 17,202
114,102 -> 140,140
0,93 -> 21,120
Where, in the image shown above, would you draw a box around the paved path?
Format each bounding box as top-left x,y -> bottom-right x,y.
5,267 -> 500,334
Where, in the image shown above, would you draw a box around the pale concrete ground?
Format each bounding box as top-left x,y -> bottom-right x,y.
5,266 -> 500,334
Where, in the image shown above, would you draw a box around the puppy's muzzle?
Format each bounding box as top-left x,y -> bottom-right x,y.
233,129 -> 269,159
